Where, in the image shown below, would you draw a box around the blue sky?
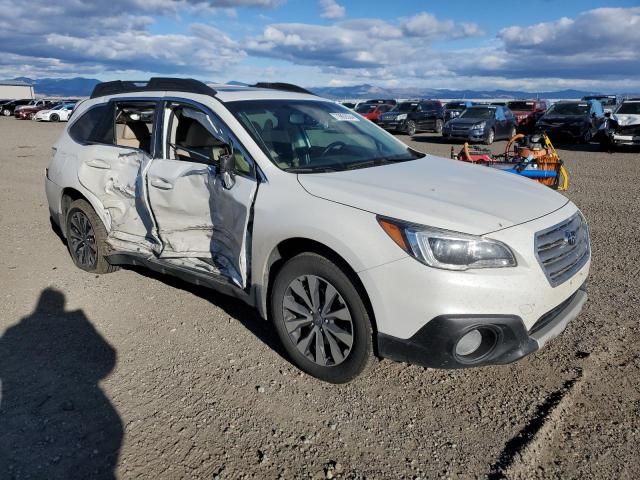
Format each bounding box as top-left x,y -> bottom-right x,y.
0,0 -> 639,91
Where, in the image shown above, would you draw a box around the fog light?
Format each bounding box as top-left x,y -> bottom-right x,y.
455,329 -> 483,356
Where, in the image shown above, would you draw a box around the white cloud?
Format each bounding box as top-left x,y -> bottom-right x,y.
319,0 -> 345,19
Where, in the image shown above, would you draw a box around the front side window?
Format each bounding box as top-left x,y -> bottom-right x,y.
165,103 -> 253,176
227,100 -> 424,172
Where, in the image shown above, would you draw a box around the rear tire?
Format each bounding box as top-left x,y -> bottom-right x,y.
65,199 -> 118,274
484,128 -> 495,145
508,126 -> 517,139
434,119 -> 444,134
270,253 -> 374,383
582,130 -> 592,144
2,109 -> 10,116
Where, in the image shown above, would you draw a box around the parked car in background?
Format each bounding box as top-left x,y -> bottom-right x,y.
340,101 -> 356,109
600,98 -> 640,150
444,101 -> 474,122
581,95 -> 621,114
490,101 -> 507,106
442,105 -> 517,145
34,103 -> 76,122
362,99 -> 396,106
1,99 -> 32,116
15,100 -> 57,120
536,100 -> 605,143
507,99 -> 549,133
45,77 -> 590,383
354,103 -> 394,123
378,100 -> 445,135
15,98 -> 53,113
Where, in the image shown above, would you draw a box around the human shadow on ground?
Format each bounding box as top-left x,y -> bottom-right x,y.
0,288 -> 122,479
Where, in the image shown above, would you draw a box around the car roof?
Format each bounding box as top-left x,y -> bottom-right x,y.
89,77 -> 323,104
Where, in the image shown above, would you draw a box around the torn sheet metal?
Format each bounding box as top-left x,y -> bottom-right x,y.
146,159 -> 257,288
77,147 -> 160,256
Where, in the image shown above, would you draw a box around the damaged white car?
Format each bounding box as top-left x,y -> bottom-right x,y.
46,78 -> 590,383
601,98 -> 640,149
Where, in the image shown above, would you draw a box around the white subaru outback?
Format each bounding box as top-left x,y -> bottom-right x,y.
45,78 -> 590,383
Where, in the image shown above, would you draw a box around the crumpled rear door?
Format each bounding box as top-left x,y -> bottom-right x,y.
77,145 -> 159,256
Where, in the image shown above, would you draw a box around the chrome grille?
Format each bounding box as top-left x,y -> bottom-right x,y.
535,212 -> 590,287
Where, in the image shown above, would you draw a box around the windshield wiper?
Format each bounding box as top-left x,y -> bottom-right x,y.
284,166 -> 339,173
344,155 -> 421,171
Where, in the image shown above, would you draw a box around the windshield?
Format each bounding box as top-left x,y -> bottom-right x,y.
616,102 -> 640,115
227,100 -> 425,172
507,101 -> 535,111
355,104 -> 376,113
547,103 -> 590,116
459,107 -> 494,119
584,96 -> 616,106
393,102 -> 418,113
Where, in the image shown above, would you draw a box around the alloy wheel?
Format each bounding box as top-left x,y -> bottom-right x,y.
282,275 -> 354,366
68,210 -> 97,268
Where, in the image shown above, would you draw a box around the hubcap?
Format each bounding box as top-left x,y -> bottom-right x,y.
282,275 -> 354,366
68,211 -> 97,267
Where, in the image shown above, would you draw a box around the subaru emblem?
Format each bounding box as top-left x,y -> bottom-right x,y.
564,230 -> 577,246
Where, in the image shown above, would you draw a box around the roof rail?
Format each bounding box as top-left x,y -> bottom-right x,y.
251,82 -> 315,95
90,77 -> 217,99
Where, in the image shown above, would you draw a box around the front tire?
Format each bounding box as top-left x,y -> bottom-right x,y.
65,199 -> 118,274
2,109 -> 10,116
270,253 -> 374,383
434,119 -> 444,134
405,120 -> 417,136
484,128 -> 495,145
50,113 -> 60,122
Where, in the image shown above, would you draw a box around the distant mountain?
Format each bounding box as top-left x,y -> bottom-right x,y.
4,77 -> 101,97
3,77 -> 635,100
309,83 -> 610,100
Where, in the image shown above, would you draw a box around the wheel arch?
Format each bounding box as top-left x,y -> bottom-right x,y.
60,187 -> 111,237
257,237 -> 378,338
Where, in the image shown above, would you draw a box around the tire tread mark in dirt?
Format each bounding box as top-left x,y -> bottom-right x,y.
488,370 -> 582,479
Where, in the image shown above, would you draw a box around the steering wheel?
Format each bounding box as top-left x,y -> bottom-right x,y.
321,141 -> 347,157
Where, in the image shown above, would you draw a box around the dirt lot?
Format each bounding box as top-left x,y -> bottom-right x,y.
1,117 -> 639,479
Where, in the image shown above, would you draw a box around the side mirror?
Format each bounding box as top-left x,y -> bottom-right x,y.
219,154 -> 236,190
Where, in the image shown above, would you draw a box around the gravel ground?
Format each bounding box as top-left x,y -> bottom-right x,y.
0,117 -> 639,479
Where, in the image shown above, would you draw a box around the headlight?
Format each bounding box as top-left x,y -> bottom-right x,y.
378,217 -> 516,270
396,113 -> 407,120
471,122 -> 486,130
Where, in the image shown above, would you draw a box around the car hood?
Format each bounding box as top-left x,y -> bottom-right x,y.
539,115 -> 588,123
612,113 -> 640,126
297,155 -> 568,235
448,118 -> 486,126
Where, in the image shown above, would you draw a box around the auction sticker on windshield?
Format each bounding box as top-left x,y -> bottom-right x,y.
330,113 -> 360,122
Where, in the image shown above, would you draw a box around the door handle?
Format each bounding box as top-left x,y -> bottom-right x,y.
85,159 -> 110,169
150,178 -> 174,190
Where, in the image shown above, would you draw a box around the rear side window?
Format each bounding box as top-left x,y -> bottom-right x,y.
69,104 -> 111,144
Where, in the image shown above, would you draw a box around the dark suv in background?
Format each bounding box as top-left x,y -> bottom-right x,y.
378,100 -> 445,135
1,99 -> 32,116
442,105 -> 517,144
536,100 -> 605,143
507,99 -> 549,133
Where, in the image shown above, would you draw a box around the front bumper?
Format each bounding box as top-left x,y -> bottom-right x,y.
378,119 -> 406,132
377,285 -> 587,368
358,202 -> 590,369
537,124 -> 587,139
443,128 -> 486,142
612,132 -> 640,145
